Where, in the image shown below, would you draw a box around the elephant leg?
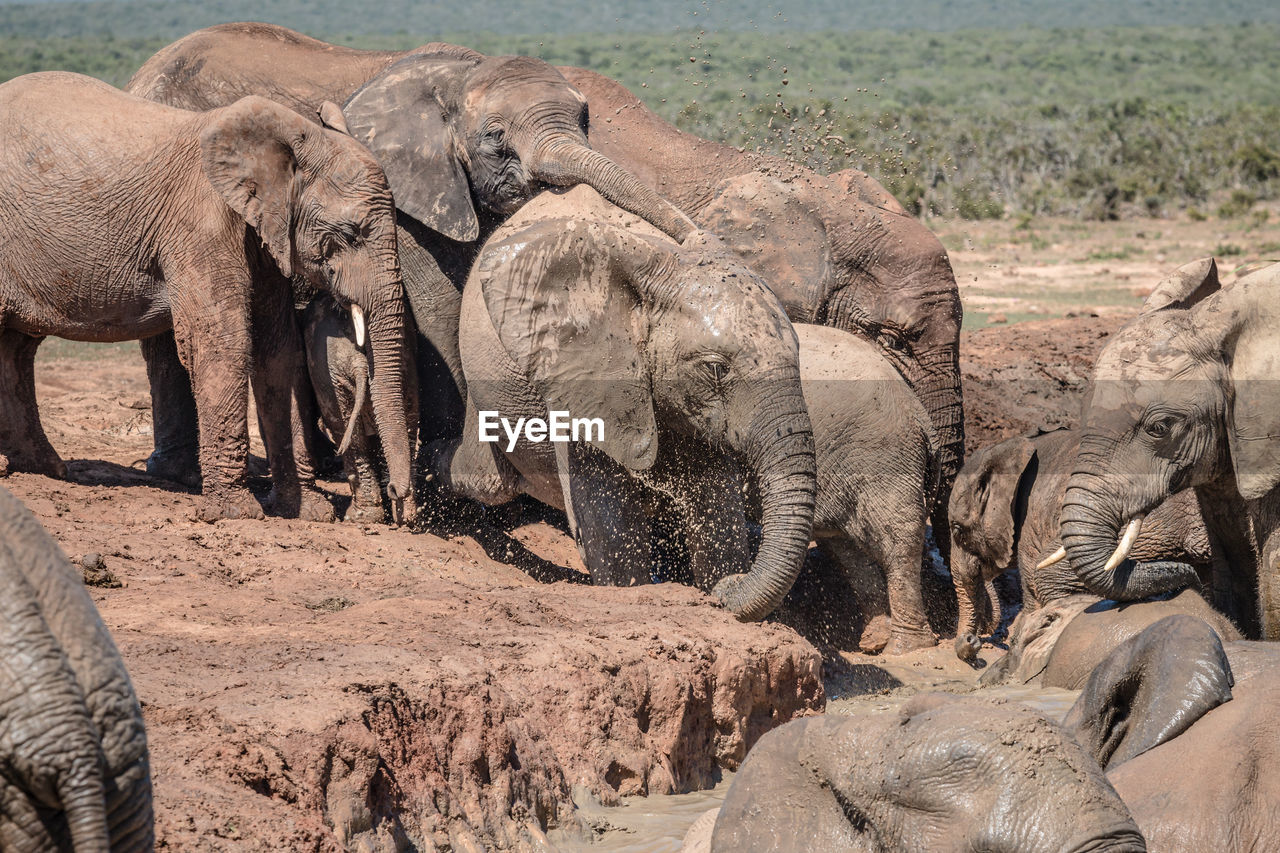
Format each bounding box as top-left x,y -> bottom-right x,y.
424,397 -> 521,505
559,441 -> 652,587
822,537 -> 893,653
0,329 -> 65,479
862,513 -> 937,655
138,331 -> 201,487
250,278 -> 333,522
170,276 -> 261,521
396,215 -> 468,446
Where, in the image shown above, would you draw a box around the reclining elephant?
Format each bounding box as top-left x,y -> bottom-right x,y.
558,66 -> 965,567
0,72 -> 414,522
1059,257 -> 1280,638
430,186 -> 816,621
949,427 -> 1215,659
0,485 -> 152,851
125,22 -> 697,494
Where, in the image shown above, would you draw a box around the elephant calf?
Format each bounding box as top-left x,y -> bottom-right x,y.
0,485 -> 152,852
793,324 -> 940,654
949,427 -> 1215,659
0,72 -> 415,523
302,295 -> 419,523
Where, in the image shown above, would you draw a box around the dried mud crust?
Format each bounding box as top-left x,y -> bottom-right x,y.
14,347 -> 824,851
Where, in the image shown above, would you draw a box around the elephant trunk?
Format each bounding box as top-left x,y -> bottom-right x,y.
364,280 -> 417,520
909,349 -> 965,569
1059,472 -> 1200,601
529,137 -> 697,242
61,767 -> 111,853
714,388 -> 817,621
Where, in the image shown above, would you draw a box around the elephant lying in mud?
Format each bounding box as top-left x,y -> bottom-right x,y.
0,72 -> 414,523
978,588 -> 1239,689
950,427 -> 1214,660
1060,257 -> 1280,638
687,615 -> 1280,852
558,65 -> 965,567
682,694 -> 1145,853
126,23 -> 696,493
0,485 -> 152,851
430,186 -> 817,621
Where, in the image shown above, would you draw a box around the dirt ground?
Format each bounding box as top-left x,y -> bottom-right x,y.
10,213 -> 1277,850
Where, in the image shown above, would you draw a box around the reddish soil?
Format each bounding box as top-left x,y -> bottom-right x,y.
9,307 -> 1122,850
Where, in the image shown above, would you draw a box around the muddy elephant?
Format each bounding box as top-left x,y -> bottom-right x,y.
1060,257 -> 1280,638
950,427 -> 1215,659
558,66 -> 964,567
791,324 -> 940,654
1067,614 -> 1280,851
430,186 -> 815,621
0,485 -> 152,851
126,23 -> 696,489
303,295 -> 420,523
0,72 -> 414,522
689,694 -> 1145,852
978,588 -> 1239,689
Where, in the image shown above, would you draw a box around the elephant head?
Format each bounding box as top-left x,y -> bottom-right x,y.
698,169 -> 963,555
709,694 -> 1145,852
1059,258 -> 1280,632
474,191 -> 816,620
948,432 -> 1038,655
1063,614 -> 1234,771
338,52 -> 695,244
200,96 -> 416,518
0,485 -> 152,851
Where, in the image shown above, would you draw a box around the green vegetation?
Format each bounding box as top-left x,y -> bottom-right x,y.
2,2 -> 1278,220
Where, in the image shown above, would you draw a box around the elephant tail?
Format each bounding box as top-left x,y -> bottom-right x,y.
338,367 -> 368,457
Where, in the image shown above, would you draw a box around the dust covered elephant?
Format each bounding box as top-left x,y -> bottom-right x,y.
125,23 -> 696,488
431,186 -> 816,621
0,485 -> 152,851
0,72 -> 414,522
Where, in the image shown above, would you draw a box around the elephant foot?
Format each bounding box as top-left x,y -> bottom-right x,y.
954,632 -> 983,662
3,447 -> 68,480
265,484 -> 336,522
298,487 -> 337,523
858,614 -> 893,654
145,446 -> 201,488
883,626 -> 939,656
344,499 -> 386,525
198,489 -> 265,523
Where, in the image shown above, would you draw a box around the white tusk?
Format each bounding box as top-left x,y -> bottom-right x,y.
350,304 -> 366,349
1103,515 -> 1145,573
1035,545 -> 1068,571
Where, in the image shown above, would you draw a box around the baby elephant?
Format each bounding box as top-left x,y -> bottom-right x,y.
0,72 -> 414,523
792,323 -> 940,654
0,485 -> 152,851
949,427 -> 1213,659
302,295 -> 419,523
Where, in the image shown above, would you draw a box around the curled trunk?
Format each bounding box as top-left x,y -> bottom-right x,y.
530,138 -> 696,243
1059,477 -> 1200,601
715,390 -> 817,621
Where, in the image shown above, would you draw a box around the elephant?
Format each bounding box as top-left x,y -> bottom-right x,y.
0,72 -> 414,523
558,66 -> 965,567
1066,614 -> 1280,851
950,427 -> 1215,660
0,485 -> 152,851
791,323 -> 940,653
686,693 -> 1146,852
125,23 -> 697,491
977,588 -> 1240,689
302,295 -> 420,524
430,186 -> 816,621
1059,257 -> 1280,638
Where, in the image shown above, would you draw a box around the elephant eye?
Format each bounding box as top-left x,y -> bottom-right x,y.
877,327 -> 906,352
702,358 -> 730,383
1144,417 -> 1175,438
483,125 -> 506,147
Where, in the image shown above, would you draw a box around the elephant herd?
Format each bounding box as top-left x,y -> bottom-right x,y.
3,19 -> 1280,853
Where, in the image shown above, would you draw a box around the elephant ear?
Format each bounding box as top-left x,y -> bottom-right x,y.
952,435 -> 1035,568
475,220 -> 665,471
341,54 -> 479,242
1063,614 -> 1232,770
200,95 -> 316,277
1142,257 -> 1220,313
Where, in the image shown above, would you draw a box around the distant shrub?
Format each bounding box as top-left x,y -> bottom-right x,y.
1217,190 -> 1258,218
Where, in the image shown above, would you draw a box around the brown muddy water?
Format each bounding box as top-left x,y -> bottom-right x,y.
553,643 -> 1080,852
